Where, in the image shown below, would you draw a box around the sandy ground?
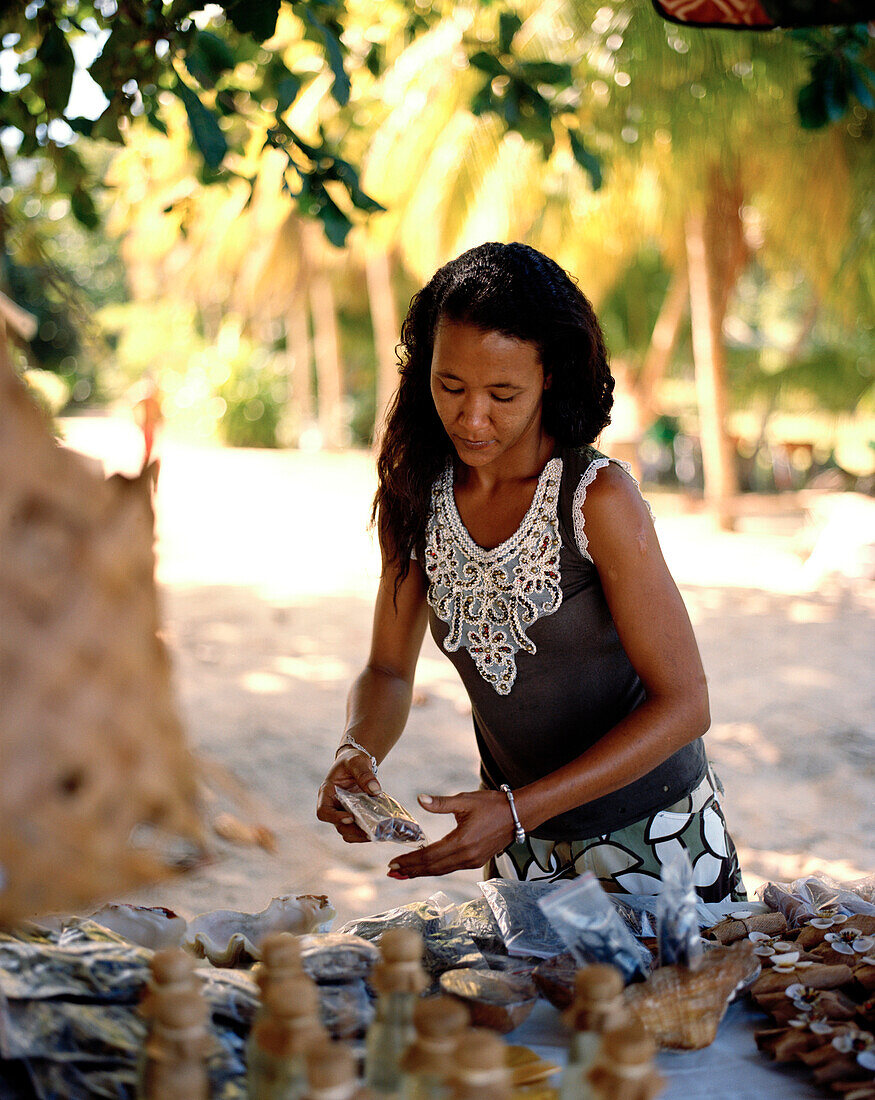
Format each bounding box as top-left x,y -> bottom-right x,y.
60,416 -> 875,929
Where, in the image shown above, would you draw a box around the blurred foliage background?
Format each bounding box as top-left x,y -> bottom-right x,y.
0,1 -> 872,515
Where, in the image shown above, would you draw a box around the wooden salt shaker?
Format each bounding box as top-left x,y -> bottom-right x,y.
138,985 -> 212,1100
255,932 -> 305,996
560,965 -> 627,1100
140,948 -> 199,1019
305,1038 -> 369,1100
365,929 -> 428,1097
587,1023 -> 664,1100
448,1028 -> 511,1100
400,994 -> 470,1100
247,973 -> 327,1099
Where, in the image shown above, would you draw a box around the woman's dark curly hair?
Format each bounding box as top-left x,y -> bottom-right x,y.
374,241 -> 614,585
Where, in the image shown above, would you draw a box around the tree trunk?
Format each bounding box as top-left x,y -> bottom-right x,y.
365,249 -> 399,449
284,294 -> 314,446
305,229 -> 345,449
636,266 -> 688,423
684,168 -> 747,530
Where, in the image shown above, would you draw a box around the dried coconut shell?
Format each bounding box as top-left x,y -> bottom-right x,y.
755,1023 -> 835,1063
0,343 -> 205,924
705,911 -> 787,945
853,962 -> 875,994
752,962 -> 853,998
623,939 -> 755,1050
796,916 -> 875,952
764,989 -> 858,1026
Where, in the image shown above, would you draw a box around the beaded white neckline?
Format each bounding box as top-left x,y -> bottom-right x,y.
422,458 -> 564,695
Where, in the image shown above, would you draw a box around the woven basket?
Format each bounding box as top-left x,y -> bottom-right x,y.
625,940 -> 756,1050
0,342 -> 205,924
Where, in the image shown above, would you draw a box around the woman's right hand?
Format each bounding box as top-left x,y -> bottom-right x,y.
316,749 -> 382,843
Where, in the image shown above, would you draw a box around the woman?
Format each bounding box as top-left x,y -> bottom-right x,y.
316,242 -> 745,902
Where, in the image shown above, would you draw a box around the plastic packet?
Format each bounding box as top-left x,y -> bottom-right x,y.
0,1000 -> 146,1062
454,897 -> 506,955
795,874 -> 875,917
317,977 -> 375,1040
336,895 -> 487,984
297,933 -> 380,983
335,788 -> 425,843
0,922 -> 151,1003
757,874 -> 875,926
478,879 -> 566,959
337,897 -> 444,941
537,872 -> 651,983
421,927 -> 489,984
655,850 -> 703,969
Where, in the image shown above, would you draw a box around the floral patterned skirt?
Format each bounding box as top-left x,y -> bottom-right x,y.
491,768 -> 747,903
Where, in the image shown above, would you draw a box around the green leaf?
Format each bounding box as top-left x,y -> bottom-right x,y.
318,193 -> 352,247
276,75 -> 302,112
92,106 -> 124,144
36,24 -> 75,113
302,10 -> 350,106
498,12 -> 522,55
196,30 -> 236,74
225,0 -> 281,42
70,187 -> 99,229
797,81 -> 830,128
66,116 -> 95,137
184,30 -> 236,88
146,107 -> 168,135
469,51 -> 506,78
518,61 -> 573,87
174,77 -> 228,169
329,155 -> 384,213
569,130 -> 603,191
850,68 -> 874,110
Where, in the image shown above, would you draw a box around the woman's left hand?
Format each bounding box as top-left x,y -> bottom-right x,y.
387,789 -> 516,879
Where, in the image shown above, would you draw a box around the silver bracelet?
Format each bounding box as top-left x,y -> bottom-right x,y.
499,784 -> 526,844
336,733 -> 378,776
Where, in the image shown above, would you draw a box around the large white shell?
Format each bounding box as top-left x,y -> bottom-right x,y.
184,893 -> 335,966
88,903 -> 188,950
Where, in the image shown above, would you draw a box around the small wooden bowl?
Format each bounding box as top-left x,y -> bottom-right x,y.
439,968 -> 538,1034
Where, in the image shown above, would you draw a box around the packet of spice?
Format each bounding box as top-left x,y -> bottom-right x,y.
335,789 -> 426,843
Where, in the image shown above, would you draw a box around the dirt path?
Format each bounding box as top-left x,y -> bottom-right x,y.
61,416 -> 875,927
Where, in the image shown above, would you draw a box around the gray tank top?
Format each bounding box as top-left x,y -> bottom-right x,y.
422,444 -> 707,840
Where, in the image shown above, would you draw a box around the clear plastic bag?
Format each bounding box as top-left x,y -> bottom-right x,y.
337,897 -> 444,941
0,921 -> 151,1002
337,893 -> 488,984
478,879 -> 566,959
655,849 -> 703,969
757,873 -> 875,923
317,977 -> 375,1040
335,788 -> 426,843
297,933 -> 380,983
537,872 -> 651,983
0,922 -> 257,1100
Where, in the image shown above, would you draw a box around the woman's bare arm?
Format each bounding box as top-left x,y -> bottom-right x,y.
512,461 -> 709,833
315,547 -> 429,842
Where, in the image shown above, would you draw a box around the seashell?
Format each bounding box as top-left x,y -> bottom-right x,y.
624,939 -> 756,1050
88,903 -> 187,951
185,894 -> 335,966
